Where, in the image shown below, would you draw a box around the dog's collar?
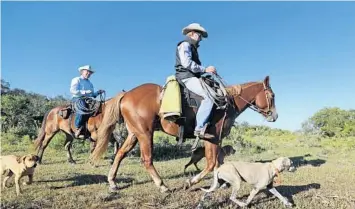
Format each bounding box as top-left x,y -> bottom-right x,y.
271,163 -> 282,185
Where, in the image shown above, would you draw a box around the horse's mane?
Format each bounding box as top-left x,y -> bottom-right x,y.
225,82 -> 260,96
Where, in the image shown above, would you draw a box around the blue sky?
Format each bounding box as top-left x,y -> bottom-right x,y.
2,2 -> 355,131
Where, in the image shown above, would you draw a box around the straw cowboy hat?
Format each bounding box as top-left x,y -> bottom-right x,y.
78,65 -> 95,73
182,23 -> 208,38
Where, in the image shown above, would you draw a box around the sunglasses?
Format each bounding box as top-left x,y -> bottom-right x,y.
194,32 -> 202,39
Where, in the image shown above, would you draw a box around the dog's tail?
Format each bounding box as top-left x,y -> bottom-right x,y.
200,169 -> 220,193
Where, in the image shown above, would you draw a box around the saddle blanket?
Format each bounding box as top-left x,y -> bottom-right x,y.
159,75 -> 182,121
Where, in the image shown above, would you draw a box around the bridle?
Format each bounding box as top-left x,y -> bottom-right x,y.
236,82 -> 274,117
210,74 -> 274,117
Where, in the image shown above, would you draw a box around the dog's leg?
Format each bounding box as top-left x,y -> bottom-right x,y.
222,171 -> 247,207
268,187 -> 293,207
229,186 -> 247,207
244,188 -> 260,206
184,160 -> 193,174
194,163 -> 200,171
15,175 -> 22,196
23,174 -> 33,185
2,170 -> 13,188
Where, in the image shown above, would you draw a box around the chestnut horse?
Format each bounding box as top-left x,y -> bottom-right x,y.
34,94 -> 124,164
90,76 -> 277,192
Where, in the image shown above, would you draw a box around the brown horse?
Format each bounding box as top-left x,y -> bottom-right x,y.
34,94 -> 124,164
90,76 -> 278,192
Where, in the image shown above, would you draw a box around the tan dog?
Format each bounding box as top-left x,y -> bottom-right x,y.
1,154 -> 40,195
200,157 -> 296,207
184,145 -> 236,174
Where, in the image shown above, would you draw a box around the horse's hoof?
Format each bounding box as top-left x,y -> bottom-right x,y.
109,185 -> 119,193
284,202 -> 294,208
160,185 -> 170,193
68,160 -> 76,164
88,161 -> 98,168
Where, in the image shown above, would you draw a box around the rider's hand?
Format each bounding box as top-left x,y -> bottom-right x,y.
97,89 -> 105,94
205,66 -> 217,74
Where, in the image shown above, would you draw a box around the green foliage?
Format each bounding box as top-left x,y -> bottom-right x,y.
1,79 -> 70,137
1,79 -> 10,94
1,132 -> 33,154
1,78 -> 354,160
301,107 -> 355,137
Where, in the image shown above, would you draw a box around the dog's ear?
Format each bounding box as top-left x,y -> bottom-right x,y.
18,156 -> 27,164
16,156 -> 22,163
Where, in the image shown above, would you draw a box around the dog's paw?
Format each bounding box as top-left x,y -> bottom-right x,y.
68,159 -> 76,164
239,203 -> 248,207
184,179 -> 192,190
23,182 -> 31,185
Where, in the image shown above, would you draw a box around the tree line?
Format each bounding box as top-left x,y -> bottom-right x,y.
1,79 -> 354,138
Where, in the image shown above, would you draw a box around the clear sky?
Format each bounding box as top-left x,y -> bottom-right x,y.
2,2 -> 355,131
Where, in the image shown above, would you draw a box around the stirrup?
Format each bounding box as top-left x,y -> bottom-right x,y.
191,123 -> 209,151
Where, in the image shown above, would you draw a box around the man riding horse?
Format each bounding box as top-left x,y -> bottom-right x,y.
70,65 -> 105,138
175,23 -> 217,140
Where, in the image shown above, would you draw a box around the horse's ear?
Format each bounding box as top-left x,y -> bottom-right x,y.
264,76 -> 270,87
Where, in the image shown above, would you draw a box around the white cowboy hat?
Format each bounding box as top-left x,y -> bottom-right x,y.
182,23 -> 208,38
78,65 -> 95,73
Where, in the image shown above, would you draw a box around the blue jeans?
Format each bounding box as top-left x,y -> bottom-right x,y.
72,97 -> 89,129
182,77 -> 214,131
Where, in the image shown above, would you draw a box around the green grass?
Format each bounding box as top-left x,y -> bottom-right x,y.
1,132 -> 355,209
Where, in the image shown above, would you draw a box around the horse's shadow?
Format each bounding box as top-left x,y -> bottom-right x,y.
255,154 -> 326,168
37,174 -> 136,190
202,183 -> 321,208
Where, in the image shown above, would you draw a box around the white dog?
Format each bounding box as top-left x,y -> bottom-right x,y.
201,157 -> 296,207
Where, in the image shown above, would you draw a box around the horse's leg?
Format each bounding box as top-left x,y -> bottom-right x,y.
89,130 -> 98,154
109,137 -> 119,165
185,141 -> 218,189
108,132 -> 138,191
64,133 -> 76,164
138,132 -> 170,193
113,138 -> 119,157
37,131 -> 57,164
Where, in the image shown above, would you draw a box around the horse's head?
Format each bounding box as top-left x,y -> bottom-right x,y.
254,76 -> 278,122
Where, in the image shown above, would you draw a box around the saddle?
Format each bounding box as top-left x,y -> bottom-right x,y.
167,75 -> 229,146
177,75 -> 228,115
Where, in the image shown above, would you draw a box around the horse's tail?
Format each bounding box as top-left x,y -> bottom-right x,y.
34,110 -> 50,151
90,92 -> 125,162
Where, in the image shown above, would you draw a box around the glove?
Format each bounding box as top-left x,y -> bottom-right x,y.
205,66 -> 217,74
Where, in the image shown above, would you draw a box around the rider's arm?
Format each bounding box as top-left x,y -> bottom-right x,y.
178,42 -> 206,73
70,77 -> 94,97
70,77 -> 86,96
